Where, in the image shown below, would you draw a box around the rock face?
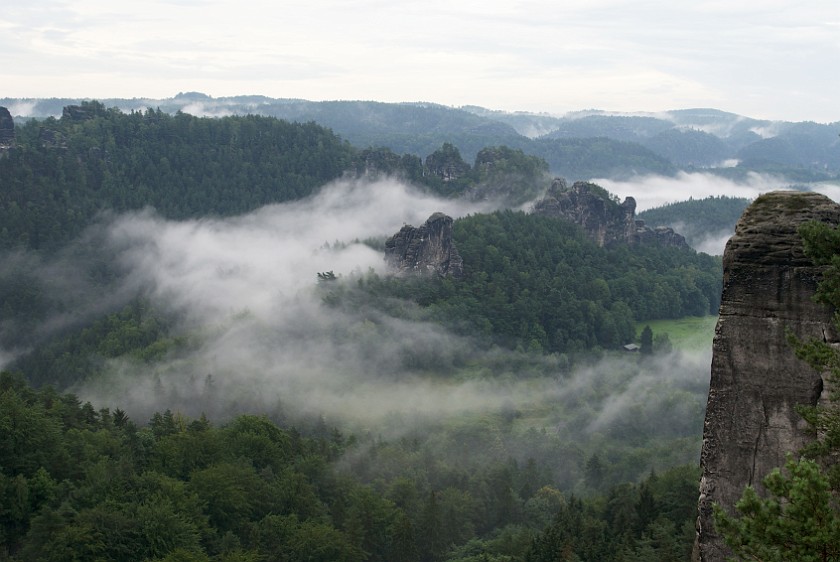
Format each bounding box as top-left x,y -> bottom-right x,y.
0,106 -> 15,149
62,104 -> 96,121
694,191 -> 840,561
385,213 -> 464,278
533,178 -> 688,249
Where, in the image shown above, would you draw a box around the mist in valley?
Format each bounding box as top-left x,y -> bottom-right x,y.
0,174 -> 742,481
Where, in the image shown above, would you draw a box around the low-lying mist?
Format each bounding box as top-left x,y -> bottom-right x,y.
3,176 -> 718,480
593,170 -> 790,213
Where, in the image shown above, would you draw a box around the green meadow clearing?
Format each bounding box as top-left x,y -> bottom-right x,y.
636,315 -> 718,352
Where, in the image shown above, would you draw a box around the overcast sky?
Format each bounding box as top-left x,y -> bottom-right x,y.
3,1 -> 839,123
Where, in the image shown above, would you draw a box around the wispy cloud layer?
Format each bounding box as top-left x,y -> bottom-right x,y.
3,1 -> 839,122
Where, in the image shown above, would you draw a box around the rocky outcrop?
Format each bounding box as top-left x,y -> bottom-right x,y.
385,213 -> 464,278
0,106 -> 14,149
424,143 -> 471,182
694,191 -> 840,561
631,220 -> 688,248
62,104 -> 96,121
532,178 -> 688,249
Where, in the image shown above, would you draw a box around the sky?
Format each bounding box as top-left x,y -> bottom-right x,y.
2,0 -> 839,123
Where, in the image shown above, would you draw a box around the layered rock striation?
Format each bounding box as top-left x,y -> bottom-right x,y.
533,178 -> 688,249
694,191 -> 840,561
384,212 -> 464,278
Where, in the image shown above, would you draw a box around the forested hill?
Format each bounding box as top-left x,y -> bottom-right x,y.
0,102 -> 642,251
0,101 -> 355,250
0,372 -> 701,561
339,210 -> 721,355
7,96 -> 839,181
637,196 -> 752,253
0,102 -> 718,561
0,103 -> 722,383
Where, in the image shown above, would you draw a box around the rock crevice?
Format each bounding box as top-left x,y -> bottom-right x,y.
694,191 -> 840,561
533,178 -> 688,249
384,212 -> 464,278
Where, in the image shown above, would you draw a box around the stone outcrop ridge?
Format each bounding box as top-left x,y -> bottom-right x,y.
384,213 -> 464,278
0,107 -> 14,149
532,178 -> 688,249
631,220 -> 687,248
694,191 -> 840,561
62,104 -> 97,121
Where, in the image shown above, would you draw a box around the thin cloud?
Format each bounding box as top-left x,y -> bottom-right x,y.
593,171 -> 789,212
3,1 -> 838,122
55,178 -> 707,464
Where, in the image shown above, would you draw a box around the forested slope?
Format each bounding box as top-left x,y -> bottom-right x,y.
0,101 -> 354,250
0,103 -> 719,561
342,211 -> 720,354
0,373 -> 701,561
637,196 -> 752,252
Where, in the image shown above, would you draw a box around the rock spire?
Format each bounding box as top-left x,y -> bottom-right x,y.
694,191 -> 840,561
384,213 -> 464,278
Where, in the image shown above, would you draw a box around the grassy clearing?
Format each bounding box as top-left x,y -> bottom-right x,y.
636,315 -> 718,352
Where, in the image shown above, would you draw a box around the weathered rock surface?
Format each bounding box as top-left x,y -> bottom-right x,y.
62,104 -> 96,121
532,178 -> 688,249
0,106 -> 15,149
384,213 -> 464,278
694,191 -> 840,561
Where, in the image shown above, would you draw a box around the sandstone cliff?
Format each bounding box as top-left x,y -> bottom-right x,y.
384,213 -> 464,278
694,191 -> 840,561
533,178 -> 688,249
0,106 -> 14,150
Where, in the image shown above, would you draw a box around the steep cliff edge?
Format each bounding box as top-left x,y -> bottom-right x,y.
0,106 -> 14,150
532,178 -> 688,249
694,191 -> 840,561
384,212 -> 464,278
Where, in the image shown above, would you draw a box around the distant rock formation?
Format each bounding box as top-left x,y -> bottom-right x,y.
424,143 -> 471,183
0,106 -> 15,150
631,219 -> 687,248
694,191 -> 840,561
532,178 -> 688,249
385,213 -> 464,278
62,104 -> 96,121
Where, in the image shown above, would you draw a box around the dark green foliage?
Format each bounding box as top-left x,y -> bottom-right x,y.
531,137 -> 676,179
0,377 -> 371,560
0,376 -> 702,561
637,195 -> 752,252
526,466 -> 699,561
713,219 -> 840,558
714,455 -> 840,562
639,326 -> 653,355
351,210 -> 721,353
349,143 -> 551,204
11,299 -> 180,388
0,102 -> 354,251
462,145 -> 550,205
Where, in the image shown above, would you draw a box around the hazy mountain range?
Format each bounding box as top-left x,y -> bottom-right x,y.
4,93 -> 839,182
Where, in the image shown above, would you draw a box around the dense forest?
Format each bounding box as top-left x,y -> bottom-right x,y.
335,210 -> 720,354
0,102 -> 552,251
637,196 -> 752,252
0,101 -> 355,251
7,96 -> 838,181
0,373 -> 700,561
0,102 -> 726,560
